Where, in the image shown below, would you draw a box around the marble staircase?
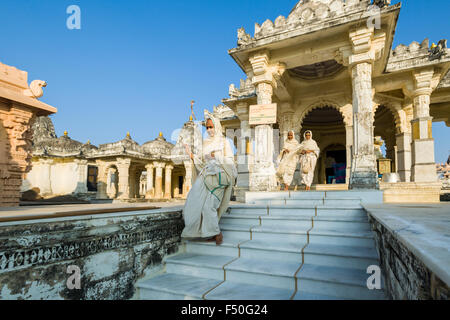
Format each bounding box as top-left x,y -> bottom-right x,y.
136,191 -> 387,300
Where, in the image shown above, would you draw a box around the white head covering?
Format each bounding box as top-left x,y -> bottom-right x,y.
300,130 -> 320,157
204,109 -> 223,140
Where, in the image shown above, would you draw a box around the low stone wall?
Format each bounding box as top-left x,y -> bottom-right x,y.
0,208 -> 184,300
368,214 -> 449,300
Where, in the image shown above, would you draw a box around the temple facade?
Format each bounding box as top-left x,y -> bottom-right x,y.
22,116 -> 191,201
218,0 -> 450,202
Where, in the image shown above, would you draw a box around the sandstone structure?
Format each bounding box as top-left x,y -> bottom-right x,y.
0,61 -> 57,207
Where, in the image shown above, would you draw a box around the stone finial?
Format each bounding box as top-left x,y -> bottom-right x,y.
429,39 -> 447,61
23,80 -> 47,99
237,27 -> 252,46
86,140 -> 91,145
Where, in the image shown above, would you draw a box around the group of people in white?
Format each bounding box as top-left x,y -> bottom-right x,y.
182,111 -> 320,245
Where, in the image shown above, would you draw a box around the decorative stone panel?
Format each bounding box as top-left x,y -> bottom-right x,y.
0,209 -> 184,300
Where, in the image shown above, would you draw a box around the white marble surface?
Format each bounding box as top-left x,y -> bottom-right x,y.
364,203 -> 450,286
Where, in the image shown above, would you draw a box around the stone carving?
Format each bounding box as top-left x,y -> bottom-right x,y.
212,105 -> 236,120
373,0 -> 391,9
0,219 -> 183,273
251,0 -> 371,40
429,39 -> 448,61
23,80 -> 47,99
392,39 -> 429,58
237,27 -> 252,46
228,78 -> 256,99
31,116 -> 57,143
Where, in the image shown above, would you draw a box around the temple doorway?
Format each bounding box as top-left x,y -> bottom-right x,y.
300,106 -> 346,185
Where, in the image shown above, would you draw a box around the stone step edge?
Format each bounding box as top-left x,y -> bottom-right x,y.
185,240 -> 378,260
221,225 -> 374,239
223,214 -> 368,223
230,205 -> 364,210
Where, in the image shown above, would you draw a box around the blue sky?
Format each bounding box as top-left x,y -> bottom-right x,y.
0,0 -> 449,162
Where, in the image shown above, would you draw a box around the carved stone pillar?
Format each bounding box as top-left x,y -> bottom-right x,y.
348,28 -> 378,189
410,69 -> 437,182
164,164 -> 174,199
154,162 -> 165,199
145,163 -> 154,199
279,101 -> 296,146
116,158 -> 131,199
106,167 -> 118,199
96,160 -> 108,199
345,125 -> 353,184
396,104 -> 412,182
235,102 -> 251,200
74,159 -> 88,194
250,82 -> 277,191
39,158 -> 53,196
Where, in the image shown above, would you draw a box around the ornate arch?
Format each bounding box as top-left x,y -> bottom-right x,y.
297,99 -> 351,128
373,95 -> 406,134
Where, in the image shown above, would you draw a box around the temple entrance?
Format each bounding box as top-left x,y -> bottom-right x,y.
300,106 -> 346,185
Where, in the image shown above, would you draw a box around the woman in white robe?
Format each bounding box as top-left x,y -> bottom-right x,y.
298,130 -> 320,191
181,110 -> 237,245
276,131 -> 300,191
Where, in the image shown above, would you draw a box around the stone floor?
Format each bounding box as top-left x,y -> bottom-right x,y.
0,200 -> 186,222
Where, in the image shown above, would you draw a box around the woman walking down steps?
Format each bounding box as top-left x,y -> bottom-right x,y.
181,110 -> 237,246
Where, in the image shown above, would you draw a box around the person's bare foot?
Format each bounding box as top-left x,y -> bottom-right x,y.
215,232 -> 223,246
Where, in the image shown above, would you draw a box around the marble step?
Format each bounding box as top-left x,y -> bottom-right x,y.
250,225 -> 310,243
238,239 -> 305,262
224,257 -> 302,291
220,224 -> 254,240
164,253 -> 235,281
303,243 -> 379,270
184,238 -> 247,257
253,199 -> 362,207
224,212 -> 368,224
138,273 -> 222,300
229,206 -> 367,218
308,228 -> 375,248
245,191 -> 383,204
296,263 -> 387,300
246,191 -> 325,203
204,281 -> 294,300
311,217 -> 372,231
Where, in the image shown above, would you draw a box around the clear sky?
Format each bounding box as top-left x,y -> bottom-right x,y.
0,0 -> 449,162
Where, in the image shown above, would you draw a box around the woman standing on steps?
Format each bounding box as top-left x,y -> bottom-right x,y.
276,130 -> 300,191
181,110 -> 237,245
298,130 -> 320,191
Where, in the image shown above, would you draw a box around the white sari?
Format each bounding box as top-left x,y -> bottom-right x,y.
276,132 -> 300,187
298,131 -> 320,188
181,110 -> 237,239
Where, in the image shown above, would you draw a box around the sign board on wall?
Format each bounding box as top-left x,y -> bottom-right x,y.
249,103 -> 277,125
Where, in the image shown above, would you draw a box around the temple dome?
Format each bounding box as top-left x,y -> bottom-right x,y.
33,133 -> 85,157
142,134 -> 174,157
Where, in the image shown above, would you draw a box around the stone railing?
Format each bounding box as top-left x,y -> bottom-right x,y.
0,208 -> 184,300
367,212 -> 449,300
